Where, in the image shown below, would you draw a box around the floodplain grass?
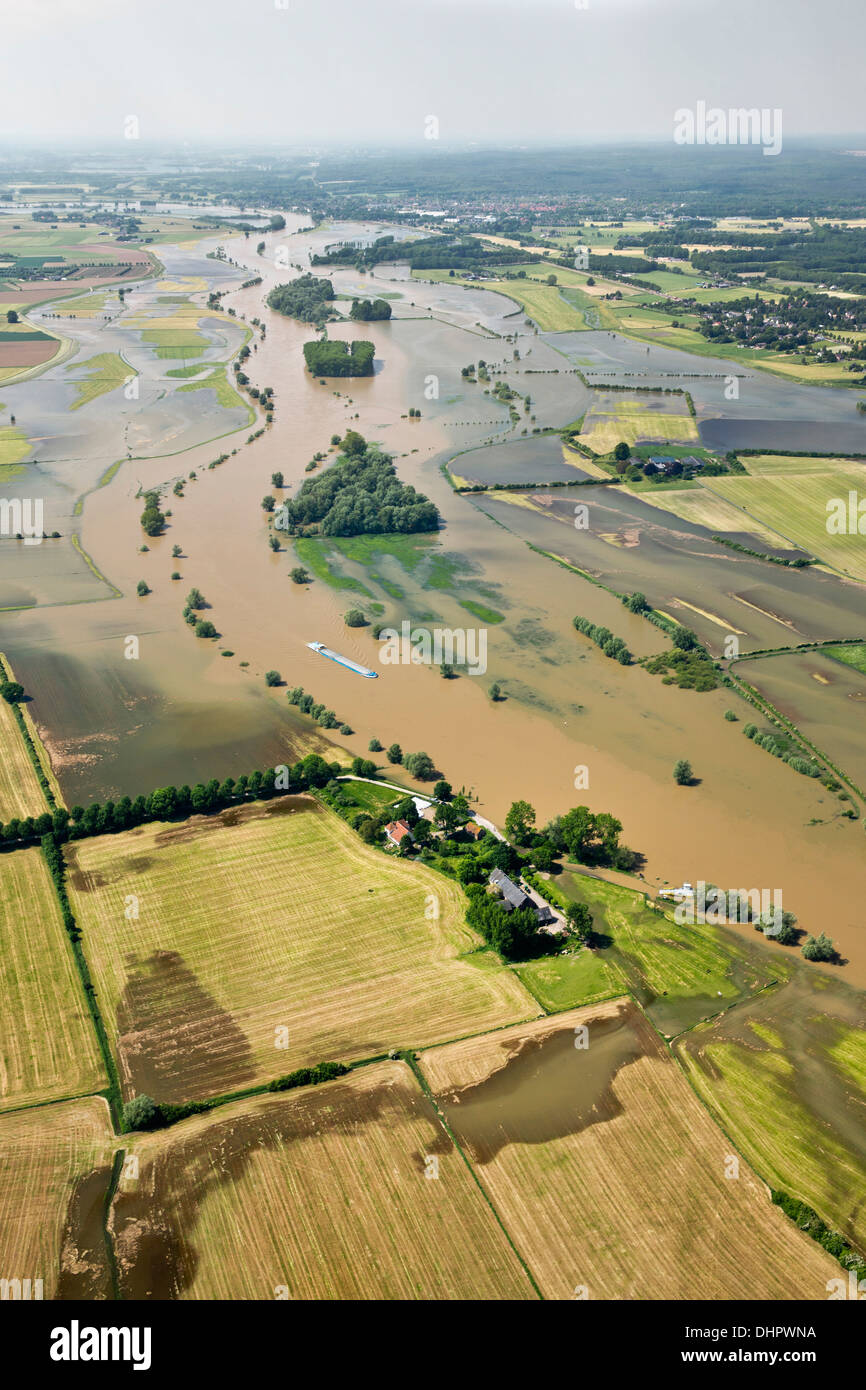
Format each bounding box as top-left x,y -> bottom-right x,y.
66,352 -> 129,410
0,847 -> 106,1112
165,364 -> 210,379
553,870 -> 784,1036
823,642 -> 866,676
708,465 -> 866,581
482,279 -> 587,331
337,779 -> 401,813
675,988 -> 866,1252
0,1097 -> 115,1300
515,949 -> 620,1012
66,798 -> 539,1104
606,302 -> 858,384
420,1002 -> 838,1300
293,536 -> 374,594
126,302 -> 227,360
0,424 -> 32,473
59,291 -> 111,319
113,1062 -> 537,1300
176,366 -> 251,416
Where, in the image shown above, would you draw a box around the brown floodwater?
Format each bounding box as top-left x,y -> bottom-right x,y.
3,218 -> 865,985
54,1166 -> 114,1301
435,1001 -> 644,1164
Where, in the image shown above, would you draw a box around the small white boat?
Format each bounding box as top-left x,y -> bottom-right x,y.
307,641 -> 378,678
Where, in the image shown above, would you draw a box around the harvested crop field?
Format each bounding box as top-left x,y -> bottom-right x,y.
0,1097 -> 116,1299
0,671 -> 58,819
419,1001 -> 839,1300
631,482 -> 785,546
0,339 -> 58,368
66,797 -> 537,1103
111,1061 -> 537,1300
0,846 -> 106,1111
708,465 -> 866,581
578,393 -> 699,454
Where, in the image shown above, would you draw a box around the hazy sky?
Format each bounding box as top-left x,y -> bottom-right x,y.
2,0 -> 865,146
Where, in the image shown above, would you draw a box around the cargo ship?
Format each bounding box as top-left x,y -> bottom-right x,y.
306,641 -> 378,678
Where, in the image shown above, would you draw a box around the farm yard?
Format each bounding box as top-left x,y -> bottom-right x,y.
0,847 -> 105,1111
112,1061 -> 537,1300
65,797 -> 538,1103
419,1002 -> 839,1300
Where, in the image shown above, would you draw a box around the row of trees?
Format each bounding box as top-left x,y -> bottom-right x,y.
287,685 -> 352,735
140,490 -> 166,537
0,755 -> 346,850
572,615 -> 633,665
743,722 -> 822,778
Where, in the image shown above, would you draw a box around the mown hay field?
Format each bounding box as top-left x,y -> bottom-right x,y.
420,1002 -> 838,1300
481,280 -> 588,332
630,482 -> 785,546
112,1061 -> 537,1300
0,847 -> 105,1111
67,798 -> 538,1103
708,465 -> 866,580
741,453 -> 864,476
0,1098 -> 115,1299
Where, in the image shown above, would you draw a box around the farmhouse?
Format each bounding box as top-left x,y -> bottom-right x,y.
384,819 -> 413,847
489,868 -> 557,927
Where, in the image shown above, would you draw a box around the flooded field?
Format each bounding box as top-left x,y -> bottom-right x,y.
469,484 -> 866,655
736,649 -> 866,794
450,435 -> 593,486
2,211 -> 865,981
675,970 -> 866,1248
110,1062 -> 536,1300
421,1002 -> 839,1299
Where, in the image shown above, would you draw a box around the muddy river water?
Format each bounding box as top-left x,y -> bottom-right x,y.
1,215 -> 864,980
